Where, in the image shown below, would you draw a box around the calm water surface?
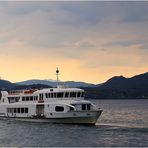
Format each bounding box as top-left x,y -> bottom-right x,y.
0,99 -> 148,147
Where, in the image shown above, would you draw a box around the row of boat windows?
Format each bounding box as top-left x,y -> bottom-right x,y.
7,108 -> 28,113
22,96 -> 38,101
54,104 -> 91,112
8,97 -> 20,103
7,92 -> 85,103
8,96 -> 38,103
82,104 -> 91,110
45,92 -> 85,99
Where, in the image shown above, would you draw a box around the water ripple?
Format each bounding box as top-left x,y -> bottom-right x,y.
0,99 -> 148,147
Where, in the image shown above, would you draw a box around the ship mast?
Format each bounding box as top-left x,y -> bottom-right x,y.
56,67 -> 60,87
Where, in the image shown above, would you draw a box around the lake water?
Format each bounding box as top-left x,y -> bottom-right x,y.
0,99 -> 148,147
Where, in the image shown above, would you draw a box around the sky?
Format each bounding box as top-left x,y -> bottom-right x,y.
0,1 -> 148,84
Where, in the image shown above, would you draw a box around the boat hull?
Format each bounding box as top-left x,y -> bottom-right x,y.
0,110 -> 102,124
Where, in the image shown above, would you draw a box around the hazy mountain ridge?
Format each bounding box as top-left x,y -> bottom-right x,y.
101,72 -> 148,89
84,72 -> 148,99
0,72 -> 148,99
16,79 -> 96,87
0,79 -> 17,90
16,79 -> 58,87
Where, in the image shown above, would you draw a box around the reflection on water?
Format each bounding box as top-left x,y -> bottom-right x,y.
94,99 -> 148,128
0,99 -> 148,147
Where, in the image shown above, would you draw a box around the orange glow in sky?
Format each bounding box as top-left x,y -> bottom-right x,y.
0,1 -> 147,84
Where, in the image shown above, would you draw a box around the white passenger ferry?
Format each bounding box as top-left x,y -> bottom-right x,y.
0,69 -> 102,124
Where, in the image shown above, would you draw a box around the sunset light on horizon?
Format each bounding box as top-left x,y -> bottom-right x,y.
0,1 -> 148,84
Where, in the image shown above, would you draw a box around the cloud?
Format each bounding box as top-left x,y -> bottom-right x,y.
0,1 -> 148,83
139,44 -> 148,50
74,41 -> 96,49
121,1 -> 148,23
104,40 -> 148,48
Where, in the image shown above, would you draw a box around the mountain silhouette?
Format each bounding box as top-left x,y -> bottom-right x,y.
0,72 -> 148,99
84,72 -> 148,99
101,72 -> 148,89
0,79 -> 17,90
16,79 -> 95,88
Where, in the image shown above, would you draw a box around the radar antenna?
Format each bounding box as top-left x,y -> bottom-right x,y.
56,67 -> 60,87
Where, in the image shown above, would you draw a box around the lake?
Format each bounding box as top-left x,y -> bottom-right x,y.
0,99 -> 148,147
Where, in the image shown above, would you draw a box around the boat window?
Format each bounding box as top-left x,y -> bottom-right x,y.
39,94 -> 43,100
22,97 -> 25,101
55,106 -> 64,112
14,108 -> 16,113
22,96 -> 37,101
18,108 -> 20,113
48,93 -> 51,98
8,97 -> 20,103
21,108 -> 24,113
15,97 -> 20,102
25,108 -> 28,113
65,92 -> 69,98
50,93 -> 53,98
73,92 -> 76,97
82,104 -> 86,110
30,96 -> 33,101
70,92 -> 73,97
7,108 -> 10,113
39,94 -> 42,100
45,93 -> 48,98
54,93 -> 57,98
69,106 -> 74,111
46,93 -> 50,98
26,97 -> 29,101
87,104 -> 91,110
77,92 -> 81,97
34,96 -> 38,100
57,92 -> 64,98
70,92 -> 76,98
81,92 -> 85,97
74,93 -> 76,97
7,108 -> 28,114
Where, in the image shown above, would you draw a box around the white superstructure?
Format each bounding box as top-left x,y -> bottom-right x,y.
0,69 -> 102,124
